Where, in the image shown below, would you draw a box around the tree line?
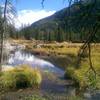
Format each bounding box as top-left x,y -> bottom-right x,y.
9,0 -> 99,43
0,0 -> 99,43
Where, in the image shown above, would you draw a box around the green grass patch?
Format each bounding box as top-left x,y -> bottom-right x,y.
0,65 -> 42,91
65,46 -> 100,90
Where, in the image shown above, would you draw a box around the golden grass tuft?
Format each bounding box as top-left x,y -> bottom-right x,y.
0,65 -> 42,91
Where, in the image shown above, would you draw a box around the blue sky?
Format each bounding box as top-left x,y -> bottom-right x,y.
1,0 -> 68,28
15,0 -> 68,11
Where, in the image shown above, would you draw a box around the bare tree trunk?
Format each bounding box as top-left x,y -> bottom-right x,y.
0,0 -> 8,71
77,23 -> 99,77
88,43 -> 96,78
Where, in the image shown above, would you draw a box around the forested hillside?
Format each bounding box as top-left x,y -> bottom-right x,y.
17,0 -> 100,42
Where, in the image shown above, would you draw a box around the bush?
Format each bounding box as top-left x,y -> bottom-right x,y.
65,66 -> 100,90
0,65 -> 42,91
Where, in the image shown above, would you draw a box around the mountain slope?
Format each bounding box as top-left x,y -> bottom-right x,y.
20,0 -> 100,42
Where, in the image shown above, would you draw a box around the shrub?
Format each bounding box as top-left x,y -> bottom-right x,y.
65,66 -> 100,90
0,65 -> 42,91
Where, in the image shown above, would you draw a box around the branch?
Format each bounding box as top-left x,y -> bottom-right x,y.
88,43 -> 96,78
41,0 -> 45,8
78,23 -> 99,78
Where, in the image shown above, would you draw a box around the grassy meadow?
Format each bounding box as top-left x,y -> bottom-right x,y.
12,39 -> 100,89
1,39 -> 99,99
65,46 -> 100,91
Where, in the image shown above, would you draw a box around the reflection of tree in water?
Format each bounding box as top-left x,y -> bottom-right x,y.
0,41 -> 10,65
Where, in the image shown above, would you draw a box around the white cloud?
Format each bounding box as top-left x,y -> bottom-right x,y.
14,10 -> 56,28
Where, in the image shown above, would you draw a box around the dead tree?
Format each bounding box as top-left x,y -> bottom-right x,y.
0,0 -> 8,71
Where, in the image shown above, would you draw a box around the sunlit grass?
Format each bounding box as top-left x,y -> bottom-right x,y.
11,39 -> 100,90
0,65 -> 42,91
65,46 -> 100,90
25,42 -> 80,56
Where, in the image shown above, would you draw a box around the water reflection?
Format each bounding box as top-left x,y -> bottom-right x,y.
8,50 -> 64,74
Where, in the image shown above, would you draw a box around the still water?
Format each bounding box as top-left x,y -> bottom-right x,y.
8,50 -> 64,74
